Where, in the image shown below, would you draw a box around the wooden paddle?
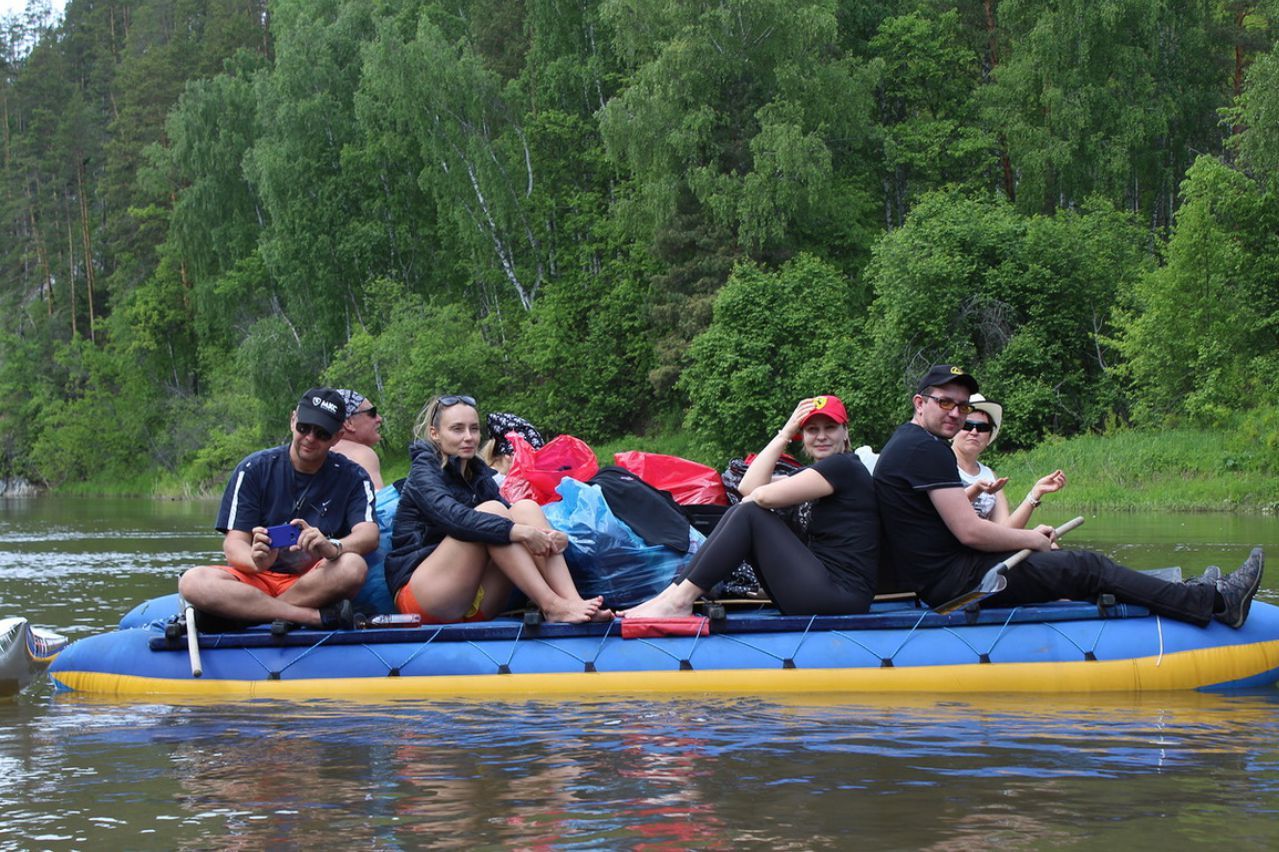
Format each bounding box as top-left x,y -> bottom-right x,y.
932,516 -> 1086,615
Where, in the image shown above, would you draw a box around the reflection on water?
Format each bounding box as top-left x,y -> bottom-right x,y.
3,497 -> 1279,847
4,691 -> 1279,848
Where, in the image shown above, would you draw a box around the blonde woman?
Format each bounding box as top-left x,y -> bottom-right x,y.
385,395 -> 607,624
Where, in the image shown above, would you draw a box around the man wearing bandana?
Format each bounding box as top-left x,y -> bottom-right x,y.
334,389 -> 385,490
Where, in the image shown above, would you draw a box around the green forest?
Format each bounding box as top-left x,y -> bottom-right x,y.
2,0 -> 1278,496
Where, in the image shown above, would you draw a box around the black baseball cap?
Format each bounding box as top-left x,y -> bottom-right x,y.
296,387 -> 346,435
916,365 -> 979,394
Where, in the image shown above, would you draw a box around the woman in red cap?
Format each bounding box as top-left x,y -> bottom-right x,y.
623,396 -> 879,618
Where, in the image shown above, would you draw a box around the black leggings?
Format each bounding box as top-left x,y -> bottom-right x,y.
678,502 -> 871,615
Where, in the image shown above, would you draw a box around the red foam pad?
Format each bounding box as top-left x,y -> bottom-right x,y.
620,617 -> 710,639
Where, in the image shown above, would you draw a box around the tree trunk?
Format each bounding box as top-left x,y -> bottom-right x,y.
76,157 -> 96,342
65,207 -> 77,338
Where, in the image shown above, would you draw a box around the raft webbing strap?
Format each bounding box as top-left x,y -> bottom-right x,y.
940,608 -> 1022,663
627,627 -> 707,669
842,609 -> 933,667
1040,619 -> 1110,661
154,601 -> 1157,655
528,620 -> 619,672
237,631 -> 341,680
467,623 -> 524,674
715,615 -> 819,667
386,626 -> 446,673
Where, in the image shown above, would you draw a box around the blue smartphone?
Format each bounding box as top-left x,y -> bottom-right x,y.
266,523 -> 300,548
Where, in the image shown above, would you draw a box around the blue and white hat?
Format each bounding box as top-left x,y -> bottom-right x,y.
336,389 -> 367,420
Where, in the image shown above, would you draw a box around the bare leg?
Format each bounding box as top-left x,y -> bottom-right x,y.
404,537 -> 507,622
508,500 -> 613,621
277,554 -> 366,607
179,566 -> 341,627
476,500 -> 605,623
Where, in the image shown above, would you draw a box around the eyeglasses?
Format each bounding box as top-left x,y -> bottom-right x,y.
920,394 -> 975,415
439,395 -> 476,407
354,406 -> 378,419
295,422 -> 334,442
960,420 -> 993,434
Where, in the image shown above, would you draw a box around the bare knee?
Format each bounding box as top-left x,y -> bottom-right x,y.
332,553 -> 368,595
508,499 -> 547,523
178,565 -> 232,606
475,500 -> 512,517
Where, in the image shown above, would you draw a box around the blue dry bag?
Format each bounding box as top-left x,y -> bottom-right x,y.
351,482 -> 399,615
543,478 -> 703,609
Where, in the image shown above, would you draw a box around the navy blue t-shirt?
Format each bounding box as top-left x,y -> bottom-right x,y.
216,444 -> 375,573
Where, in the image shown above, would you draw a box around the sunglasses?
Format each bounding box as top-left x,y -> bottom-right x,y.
920,394 -> 975,415
353,406 -> 378,419
960,420 -> 993,434
295,422 -> 334,442
440,394 -> 476,407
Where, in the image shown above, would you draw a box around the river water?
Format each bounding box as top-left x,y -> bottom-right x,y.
3,496 -> 1279,849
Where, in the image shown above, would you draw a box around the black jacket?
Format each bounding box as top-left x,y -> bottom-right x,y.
384,440 -> 512,596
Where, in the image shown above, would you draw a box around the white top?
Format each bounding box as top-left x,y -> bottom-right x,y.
957,460 -> 998,519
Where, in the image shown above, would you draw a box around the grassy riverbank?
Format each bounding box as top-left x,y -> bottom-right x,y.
987,427 -> 1276,513
47,425 -> 1275,513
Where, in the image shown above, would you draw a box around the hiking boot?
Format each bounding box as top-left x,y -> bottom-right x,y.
1187,565 -> 1222,586
318,599 -> 355,630
1214,548 -> 1265,629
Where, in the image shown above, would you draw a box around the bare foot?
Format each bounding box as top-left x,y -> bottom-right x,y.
542,595 -> 604,624
621,589 -> 694,620
592,607 -> 615,623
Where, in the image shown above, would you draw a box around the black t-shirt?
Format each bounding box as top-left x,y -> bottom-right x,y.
801,452 -> 880,598
872,422 -> 986,602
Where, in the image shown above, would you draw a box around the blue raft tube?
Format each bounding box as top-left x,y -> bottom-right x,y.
46,591 -> 1279,700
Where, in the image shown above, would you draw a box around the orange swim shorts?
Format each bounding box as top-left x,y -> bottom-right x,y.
395,582 -> 489,625
213,562 -> 319,598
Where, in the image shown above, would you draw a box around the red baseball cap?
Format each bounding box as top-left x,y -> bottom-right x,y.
796,395 -> 849,434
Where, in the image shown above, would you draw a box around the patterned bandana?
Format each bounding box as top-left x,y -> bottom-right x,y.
336,389 -> 367,420
486,412 -> 545,456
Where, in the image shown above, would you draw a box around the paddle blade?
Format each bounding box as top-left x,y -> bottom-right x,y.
932,572 -> 1008,615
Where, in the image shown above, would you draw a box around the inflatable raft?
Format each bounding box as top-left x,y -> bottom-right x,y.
47,593 -> 1279,699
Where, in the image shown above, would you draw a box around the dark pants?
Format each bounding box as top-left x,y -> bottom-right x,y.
678,502 -> 871,615
983,549 -> 1216,626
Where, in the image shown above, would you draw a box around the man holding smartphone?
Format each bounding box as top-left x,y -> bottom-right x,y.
178,387 -> 379,629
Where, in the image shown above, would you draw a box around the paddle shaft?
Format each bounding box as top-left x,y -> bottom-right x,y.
931,515 -> 1086,614
995,515 -> 1087,575
184,604 -> 203,678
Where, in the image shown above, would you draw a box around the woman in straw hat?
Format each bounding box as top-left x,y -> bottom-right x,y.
951,394 -> 1067,528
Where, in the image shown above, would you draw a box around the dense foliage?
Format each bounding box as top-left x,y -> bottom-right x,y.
2,0 -> 1278,491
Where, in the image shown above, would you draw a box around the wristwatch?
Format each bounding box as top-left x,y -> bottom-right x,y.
327,537 -> 344,558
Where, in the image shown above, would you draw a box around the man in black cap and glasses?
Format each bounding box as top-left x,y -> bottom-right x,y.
873,365 -> 1264,629
178,387 -> 379,629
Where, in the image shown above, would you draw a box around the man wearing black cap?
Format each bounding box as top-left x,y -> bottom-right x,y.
178,387 -> 379,629
873,365 -> 1264,629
